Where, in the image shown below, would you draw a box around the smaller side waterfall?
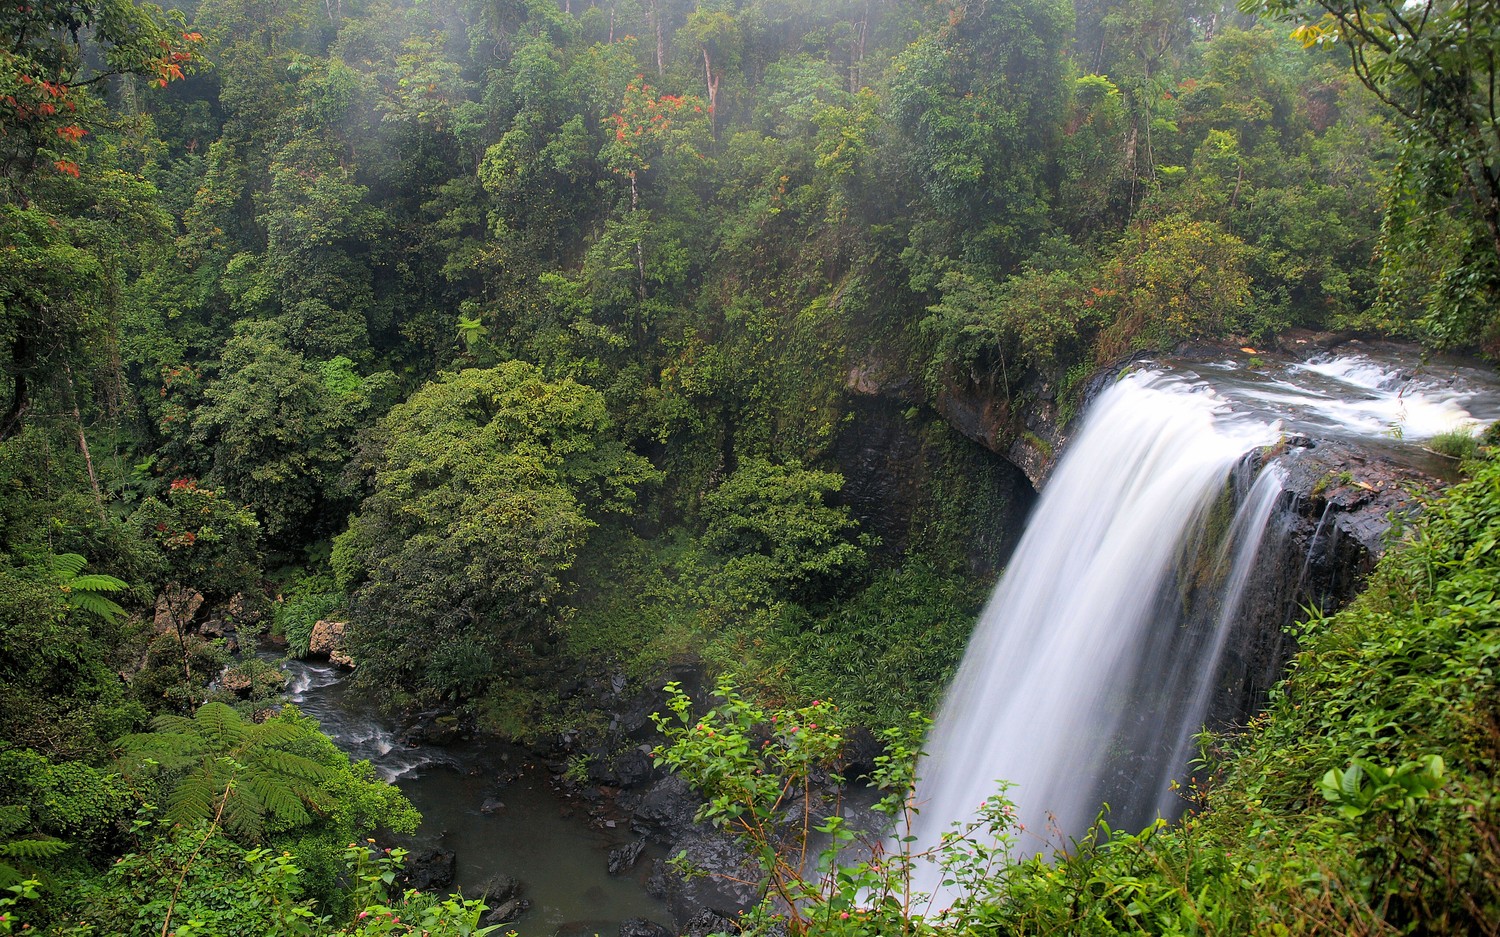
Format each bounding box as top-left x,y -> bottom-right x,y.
906,371 -> 1284,901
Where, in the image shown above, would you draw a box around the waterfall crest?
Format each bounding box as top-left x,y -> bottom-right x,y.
906,371 -> 1284,899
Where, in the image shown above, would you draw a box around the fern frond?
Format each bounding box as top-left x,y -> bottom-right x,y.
244,776 -> 310,830
251,749 -> 337,784
147,712 -> 199,735
65,573 -> 126,593
192,703 -> 245,751
165,771 -> 225,827
66,591 -> 126,621
247,721 -> 305,748
47,553 -> 88,579
0,837 -> 70,860
118,731 -> 206,771
0,805 -> 28,837
222,786 -> 265,841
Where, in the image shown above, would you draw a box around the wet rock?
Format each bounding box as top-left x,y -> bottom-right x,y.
402,847 -> 455,892
613,747 -> 657,788
607,839 -> 646,874
405,714 -> 465,746
839,726 -> 883,783
620,920 -> 675,937
648,830 -> 759,928
480,798 -> 505,814
477,874 -> 520,904
225,591 -> 263,627
631,775 -> 702,841
219,666 -> 252,697
481,897 -> 529,927
1200,438 -> 1435,737
681,908 -> 741,936
833,392 -> 1036,576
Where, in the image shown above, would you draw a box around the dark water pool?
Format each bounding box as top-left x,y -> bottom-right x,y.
274,657 -> 672,936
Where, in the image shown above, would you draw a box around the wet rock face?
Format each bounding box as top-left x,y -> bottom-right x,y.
308,619 -> 355,669
832,393 -> 1037,577
630,774 -> 760,928
1203,437 -> 1436,734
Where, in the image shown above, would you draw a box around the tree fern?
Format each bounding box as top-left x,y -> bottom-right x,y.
46,553 -> 127,623
118,702 -> 338,843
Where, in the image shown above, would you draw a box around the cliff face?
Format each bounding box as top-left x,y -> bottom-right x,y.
1204,437 -> 1436,729
835,360 -> 1038,578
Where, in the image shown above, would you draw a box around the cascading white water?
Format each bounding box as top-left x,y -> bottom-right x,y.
905,370 -> 1285,904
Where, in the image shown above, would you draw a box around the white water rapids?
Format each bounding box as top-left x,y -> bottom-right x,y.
904,352 -> 1498,906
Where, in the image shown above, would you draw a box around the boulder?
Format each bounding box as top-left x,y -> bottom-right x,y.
607,838 -> 646,874
154,585 -> 204,633
481,897 -> 529,927
219,667 -> 252,697
681,909 -> 741,936
308,619 -> 347,658
631,775 -> 703,841
612,747 -> 657,788
477,874 -> 521,904
401,847 -> 455,892
620,920 -> 674,937
839,725 -> 884,783
225,592 -> 263,627
647,830 -> 759,929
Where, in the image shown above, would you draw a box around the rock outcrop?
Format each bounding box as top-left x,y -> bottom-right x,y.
154,585 -> 204,633
308,619 -> 355,669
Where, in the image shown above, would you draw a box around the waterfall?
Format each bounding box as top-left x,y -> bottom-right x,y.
906,370 -> 1285,903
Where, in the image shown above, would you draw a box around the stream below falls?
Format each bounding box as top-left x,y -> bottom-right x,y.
275,658 -> 673,936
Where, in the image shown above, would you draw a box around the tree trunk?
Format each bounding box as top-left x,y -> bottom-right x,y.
62,364 -> 105,519
703,47 -> 720,138
651,0 -> 666,75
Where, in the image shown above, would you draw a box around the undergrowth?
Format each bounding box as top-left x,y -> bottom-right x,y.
564,528 -> 984,727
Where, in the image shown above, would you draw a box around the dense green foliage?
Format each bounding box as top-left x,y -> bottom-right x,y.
0,0 -> 1497,929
